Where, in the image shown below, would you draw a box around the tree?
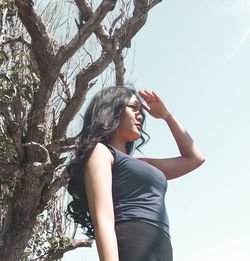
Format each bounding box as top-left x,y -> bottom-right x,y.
0,0 -> 162,260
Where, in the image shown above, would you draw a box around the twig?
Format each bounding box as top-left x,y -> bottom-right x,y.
30,239 -> 92,261
0,36 -> 31,48
109,9 -> 125,36
59,73 -> 72,100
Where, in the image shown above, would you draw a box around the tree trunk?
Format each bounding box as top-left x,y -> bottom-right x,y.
0,172 -> 48,261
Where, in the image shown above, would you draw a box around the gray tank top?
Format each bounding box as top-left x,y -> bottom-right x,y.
107,144 -> 170,238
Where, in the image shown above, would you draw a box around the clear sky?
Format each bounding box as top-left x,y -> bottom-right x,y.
63,0 -> 250,260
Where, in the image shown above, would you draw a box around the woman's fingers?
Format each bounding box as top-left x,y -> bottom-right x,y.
141,103 -> 150,112
138,90 -> 166,118
138,91 -> 150,103
152,91 -> 161,102
144,90 -> 155,100
139,90 -> 158,104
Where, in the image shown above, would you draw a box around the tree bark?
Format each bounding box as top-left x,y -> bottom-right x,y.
0,167 -> 52,261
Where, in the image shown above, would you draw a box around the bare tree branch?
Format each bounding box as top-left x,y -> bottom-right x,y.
114,0 -> 162,49
109,10 -> 126,36
74,0 -> 114,54
114,53 -> 125,86
31,239 -> 92,261
41,168 -> 69,207
14,0 -> 56,145
48,137 -> 78,154
59,73 -> 72,101
15,0 -> 54,73
51,0 -> 163,140
82,46 -> 94,64
52,50 -> 112,140
145,0 -> 163,12
19,0 -> 116,145
0,36 -> 31,48
133,0 -> 149,15
55,0 -> 117,68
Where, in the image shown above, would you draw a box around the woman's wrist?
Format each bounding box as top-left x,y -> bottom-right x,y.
162,111 -> 173,122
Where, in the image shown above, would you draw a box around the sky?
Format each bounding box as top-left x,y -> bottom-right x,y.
63,0 -> 250,260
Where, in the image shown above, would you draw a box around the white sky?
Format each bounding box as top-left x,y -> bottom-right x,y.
63,0 -> 250,260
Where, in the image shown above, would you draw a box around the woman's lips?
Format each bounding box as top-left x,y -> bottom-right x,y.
136,124 -> 141,131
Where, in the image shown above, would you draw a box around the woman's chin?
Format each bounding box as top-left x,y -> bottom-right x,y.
131,132 -> 141,141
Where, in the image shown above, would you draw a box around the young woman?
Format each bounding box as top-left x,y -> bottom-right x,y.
67,86 -> 205,261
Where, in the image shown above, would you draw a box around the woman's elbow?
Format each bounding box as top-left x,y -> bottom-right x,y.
195,155 -> 206,167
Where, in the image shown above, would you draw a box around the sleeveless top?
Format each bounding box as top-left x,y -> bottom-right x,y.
107,144 -> 170,238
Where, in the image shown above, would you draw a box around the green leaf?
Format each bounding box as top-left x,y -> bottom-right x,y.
0,50 -> 8,62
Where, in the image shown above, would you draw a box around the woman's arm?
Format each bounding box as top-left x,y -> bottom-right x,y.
138,90 -> 205,180
84,143 -> 119,261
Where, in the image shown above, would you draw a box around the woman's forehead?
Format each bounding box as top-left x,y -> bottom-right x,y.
128,94 -> 140,103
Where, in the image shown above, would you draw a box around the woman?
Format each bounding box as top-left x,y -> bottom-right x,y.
67,86 -> 205,261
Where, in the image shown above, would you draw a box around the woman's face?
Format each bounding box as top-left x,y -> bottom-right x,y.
115,95 -> 143,142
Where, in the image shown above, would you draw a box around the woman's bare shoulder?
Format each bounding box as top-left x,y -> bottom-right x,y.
84,143 -> 114,189
88,142 -> 114,166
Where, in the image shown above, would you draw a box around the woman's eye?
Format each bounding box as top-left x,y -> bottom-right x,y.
128,105 -> 136,111
128,103 -> 142,112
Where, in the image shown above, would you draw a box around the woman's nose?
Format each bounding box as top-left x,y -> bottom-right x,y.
136,112 -> 143,122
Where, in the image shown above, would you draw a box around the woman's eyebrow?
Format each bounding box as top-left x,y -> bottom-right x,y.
128,101 -> 140,105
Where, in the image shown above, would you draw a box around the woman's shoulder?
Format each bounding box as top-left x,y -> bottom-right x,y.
87,142 -> 114,165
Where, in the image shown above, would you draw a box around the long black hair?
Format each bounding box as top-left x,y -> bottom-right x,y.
67,86 -> 149,239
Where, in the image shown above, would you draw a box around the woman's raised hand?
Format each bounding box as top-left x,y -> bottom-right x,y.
138,90 -> 172,120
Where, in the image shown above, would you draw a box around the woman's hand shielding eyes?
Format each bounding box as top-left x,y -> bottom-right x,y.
138,90 -> 172,120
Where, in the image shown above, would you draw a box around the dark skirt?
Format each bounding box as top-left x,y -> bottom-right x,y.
115,220 -> 173,261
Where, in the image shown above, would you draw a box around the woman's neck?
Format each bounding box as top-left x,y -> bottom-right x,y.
108,136 -> 127,153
